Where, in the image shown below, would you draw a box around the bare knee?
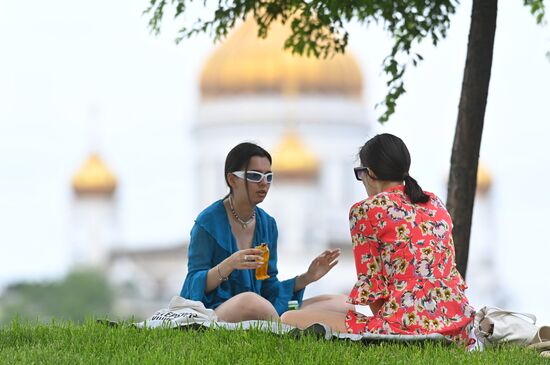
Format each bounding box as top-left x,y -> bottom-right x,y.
280,310 -> 300,326
217,292 -> 278,322
239,292 -> 278,319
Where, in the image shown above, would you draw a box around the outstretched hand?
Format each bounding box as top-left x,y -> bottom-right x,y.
305,248 -> 341,283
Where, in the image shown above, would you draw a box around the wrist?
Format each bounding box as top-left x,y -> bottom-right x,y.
300,272 -> 314,286
223,258 -> 235,273
216,263 -> 229,281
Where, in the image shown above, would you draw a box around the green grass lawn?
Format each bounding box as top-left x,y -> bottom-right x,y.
0,319 -> 547,364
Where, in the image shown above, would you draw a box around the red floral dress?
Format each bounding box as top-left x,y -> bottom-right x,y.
345,185 -> 475,344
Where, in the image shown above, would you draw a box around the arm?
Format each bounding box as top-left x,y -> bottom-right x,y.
347,202 -> 389,308
205,259 -> 229,293
205,248 -> 262,293
181,224 -> 263,299
180,224 -> 216,300
294,273 -> 311,293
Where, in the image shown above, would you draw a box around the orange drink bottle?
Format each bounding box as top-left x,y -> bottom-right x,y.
255,243 -> 270,280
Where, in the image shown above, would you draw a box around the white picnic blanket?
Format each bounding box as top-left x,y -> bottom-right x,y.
133,296 -> 451,344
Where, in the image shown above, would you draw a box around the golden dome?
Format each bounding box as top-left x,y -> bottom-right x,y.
72,153 -> 117,195
477,161 -> 492,195
272,132 -> 319,180
200,18 -> 363,98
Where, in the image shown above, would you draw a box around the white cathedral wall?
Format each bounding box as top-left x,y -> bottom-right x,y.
70,195 -> 118,267
262,181 -> 323,253
197,95 -> 365,127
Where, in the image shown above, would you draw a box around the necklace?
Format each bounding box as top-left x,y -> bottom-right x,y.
228,195 -> 255,229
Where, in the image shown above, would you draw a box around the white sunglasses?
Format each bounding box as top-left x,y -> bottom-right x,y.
232,170 -> 273,184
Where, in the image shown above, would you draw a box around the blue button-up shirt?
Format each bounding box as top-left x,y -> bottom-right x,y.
180,199 -> 304,315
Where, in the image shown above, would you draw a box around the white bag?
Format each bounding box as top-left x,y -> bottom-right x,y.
474,306 -> 538,346
134,296 -> 218,328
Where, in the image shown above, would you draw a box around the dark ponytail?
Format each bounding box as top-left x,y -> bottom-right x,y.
403,175 -> 429,204
359,134 -> 430,204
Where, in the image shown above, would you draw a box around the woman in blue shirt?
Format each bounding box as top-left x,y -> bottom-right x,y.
181,142 -> 351,322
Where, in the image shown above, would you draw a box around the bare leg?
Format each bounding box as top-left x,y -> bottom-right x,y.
281,309 -> 348,333
215,292 -> 279,323
301,294 -> 355,313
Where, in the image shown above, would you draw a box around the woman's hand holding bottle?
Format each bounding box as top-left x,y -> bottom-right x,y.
225,248 -> 264,271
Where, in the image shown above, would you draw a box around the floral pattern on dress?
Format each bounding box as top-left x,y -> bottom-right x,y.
345,185 -> 475,345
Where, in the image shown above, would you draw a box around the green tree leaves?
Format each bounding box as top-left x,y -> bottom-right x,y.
525,0 -> 547,24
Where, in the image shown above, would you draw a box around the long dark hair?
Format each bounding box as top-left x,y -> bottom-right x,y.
224,142 -> 272,196
359,133 -> 429,204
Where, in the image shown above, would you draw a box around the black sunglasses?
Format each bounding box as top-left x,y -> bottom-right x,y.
354,167 -> 370,181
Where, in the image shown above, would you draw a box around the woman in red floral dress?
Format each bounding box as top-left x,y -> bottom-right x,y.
282,134 -> 475,344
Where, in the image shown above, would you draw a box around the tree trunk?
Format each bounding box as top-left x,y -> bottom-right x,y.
447,0 -> 498,279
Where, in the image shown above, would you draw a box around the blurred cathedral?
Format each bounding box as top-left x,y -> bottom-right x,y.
68,18 -> 507,317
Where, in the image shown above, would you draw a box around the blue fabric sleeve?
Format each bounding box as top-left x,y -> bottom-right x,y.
180,224 -> 215,301
260,219 -> 305,315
